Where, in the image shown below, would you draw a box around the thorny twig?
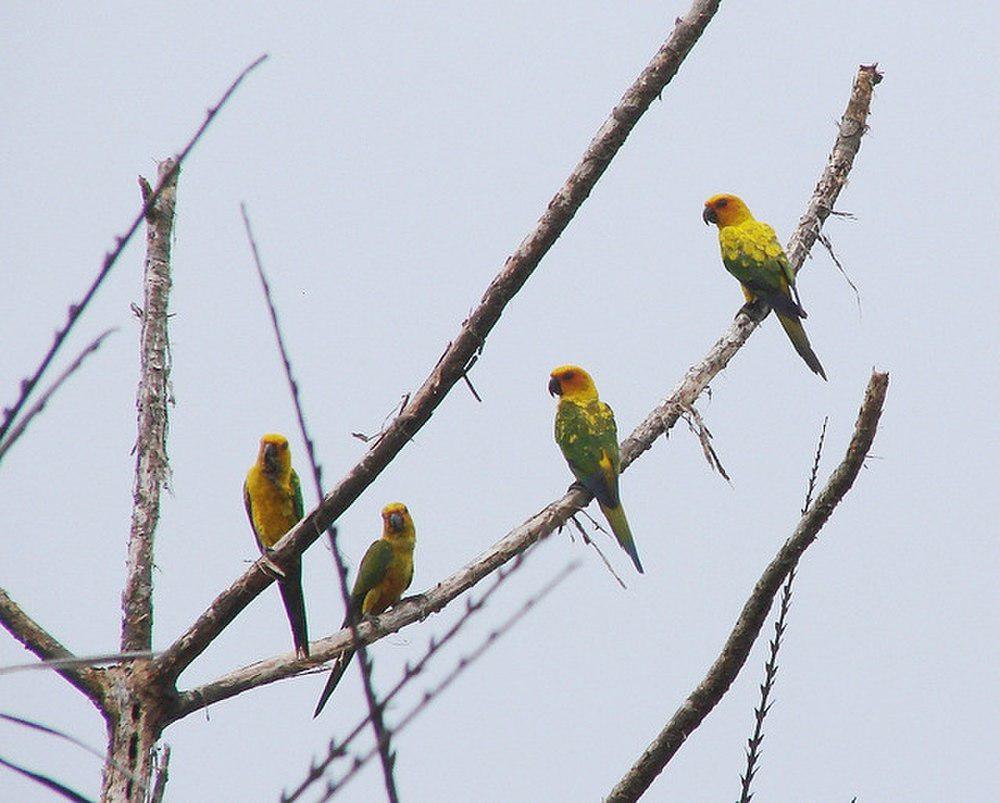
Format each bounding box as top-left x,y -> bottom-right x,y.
738,417 -> 826,802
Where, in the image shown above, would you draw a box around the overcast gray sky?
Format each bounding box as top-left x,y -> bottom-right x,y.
1,2 -> 997,801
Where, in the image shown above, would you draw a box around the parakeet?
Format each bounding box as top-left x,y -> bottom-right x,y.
703,193 -> 827,380
313,502 -> 416,718
244,433 -> 310,659
549,365 -> 643,573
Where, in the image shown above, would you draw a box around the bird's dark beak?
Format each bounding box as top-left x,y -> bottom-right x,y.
702,205 -> 716,226
548,376 -> 562,397
388,512 -> 404,532
263,443 -> 279,473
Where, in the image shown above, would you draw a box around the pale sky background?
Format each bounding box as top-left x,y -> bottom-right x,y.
1,2 -> 997,801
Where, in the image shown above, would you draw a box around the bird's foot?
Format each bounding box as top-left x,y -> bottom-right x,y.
259,550 -> 287,580
737,299 -> 769,323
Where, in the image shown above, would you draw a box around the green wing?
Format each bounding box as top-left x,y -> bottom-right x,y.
555,400 -> 621,508
242,478 -> 265,552
723,222 -> 805,318
347,540 -> 393,618
290,469 -> 305,521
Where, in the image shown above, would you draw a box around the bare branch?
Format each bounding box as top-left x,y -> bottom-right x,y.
316,562 -> 580,801
0,54 -> 268,452
606,371 -> 889,802
738,418 -> 825,802
0,588 -> 106,708
282,554 -> 533,803
0,651 -> 155,675
121,158 -> 179,655
620,64 -> 881,470
0,329 -> 116,461
0,755 -> 94,803
240,205 -> 399,803
152,1 -> 723,685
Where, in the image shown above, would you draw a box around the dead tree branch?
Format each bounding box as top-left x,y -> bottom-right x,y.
151,0 -> 724,686
0,589 -> 106,708
606,371 -> 889,803
121,159 -> 178,655
165,63 -> 879,719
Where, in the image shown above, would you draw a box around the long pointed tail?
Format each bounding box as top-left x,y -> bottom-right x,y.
313,648 -> 354,717
313,650 -> 353,718
776,312 -> 827,380
277,561 -> 310,659
599,502 -> 644,574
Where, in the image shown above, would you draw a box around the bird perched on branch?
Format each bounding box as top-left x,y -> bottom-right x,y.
703,193 -> 827,380
549,365 -> 643,573
244,433 -> 310,659
313,502 -> 416,718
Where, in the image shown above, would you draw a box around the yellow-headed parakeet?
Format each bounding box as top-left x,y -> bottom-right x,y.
244,433 -> 310,658
313,502 -> 416,717
549,365 -> 643,574
703,193 -> 827,380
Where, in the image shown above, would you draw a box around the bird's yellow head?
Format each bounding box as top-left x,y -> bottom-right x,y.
548,364 -> 599,403
257,433 -> 292,477
703,194 -> 753,228
381,502 -> 415,543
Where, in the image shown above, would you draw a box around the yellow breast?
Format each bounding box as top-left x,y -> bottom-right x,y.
246,469 -> 299,548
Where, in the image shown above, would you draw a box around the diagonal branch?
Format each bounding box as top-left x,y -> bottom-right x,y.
121,159 -> 179,654
151,0 -> 724,685
164,63 -> 881,719
0,329 -> 116,461
241,205 -> 399,803
0,54 -> 267,453
606,371 -> 889,802
0,589 -> 106,709
620,64 -> 881,468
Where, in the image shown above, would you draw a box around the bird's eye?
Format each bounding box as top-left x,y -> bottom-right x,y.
563,371 -> 575,381
716,198 -> 728,208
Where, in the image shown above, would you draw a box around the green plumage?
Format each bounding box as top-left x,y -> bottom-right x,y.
719,219 -> 826,379
555,398 -> 643,573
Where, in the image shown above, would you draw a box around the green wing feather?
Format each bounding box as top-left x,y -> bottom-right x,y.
348,540 -> 393,620
291,469 -> 305,521
314,539 -> 393,718
555,400 -> 643,572
554,399 -> 620,507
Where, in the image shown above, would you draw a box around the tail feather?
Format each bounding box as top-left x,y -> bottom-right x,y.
277,560 -> 310,659
599,502 -> 644,574
776,312 -> 827,380
313,650 -> 354,718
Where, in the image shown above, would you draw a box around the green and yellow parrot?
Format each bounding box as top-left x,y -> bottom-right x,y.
244,433 -> 310,659
549,365 -> 643,574
703,193 -> 827,380
313,502 -> 416,718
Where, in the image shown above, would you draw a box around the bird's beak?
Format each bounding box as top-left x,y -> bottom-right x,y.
263,443 -> 279,473
548,376 -> 562,397
702,205 -> 716,226
388,512 -> 404,532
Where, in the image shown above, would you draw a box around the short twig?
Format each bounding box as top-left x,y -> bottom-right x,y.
681,404 -> 731,482
817,231 -> 862,315
568,514 -> 627,589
